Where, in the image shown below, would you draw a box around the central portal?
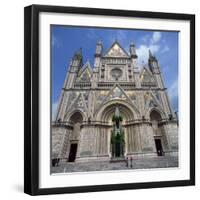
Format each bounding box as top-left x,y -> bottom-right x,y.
98,101 -> 135,160
111,107 -> 125,158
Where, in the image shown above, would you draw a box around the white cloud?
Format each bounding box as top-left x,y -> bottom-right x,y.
136,31 -> 162,66
161,45 -> 170,53
136,44 -> 160,66
52,35 -> 62,48
136,45 -> 149,65
151,32 -> 162,44
52,101 -> 59,121
141,34 -> 150,43
168,79 -> 178,111
168,79 -> 178,100
149,44 -> 160,53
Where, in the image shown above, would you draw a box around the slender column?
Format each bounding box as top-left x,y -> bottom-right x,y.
135,125 -> 142,152
131,126 -> 135,152
129,127 -> 133,152
107,128 -> 111,156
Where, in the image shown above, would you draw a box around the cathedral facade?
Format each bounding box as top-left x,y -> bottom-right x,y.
52,41 -> 178,163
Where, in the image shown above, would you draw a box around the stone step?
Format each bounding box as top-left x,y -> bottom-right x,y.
51,156 -> 178,174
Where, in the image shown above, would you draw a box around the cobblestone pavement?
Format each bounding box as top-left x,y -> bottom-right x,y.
51,156 -> 178,174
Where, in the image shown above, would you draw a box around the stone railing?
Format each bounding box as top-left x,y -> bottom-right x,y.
74,82 -> 91,88
97,82 -> 135,89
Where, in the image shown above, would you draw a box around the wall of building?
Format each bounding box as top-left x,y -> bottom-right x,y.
52,37 -> 179,161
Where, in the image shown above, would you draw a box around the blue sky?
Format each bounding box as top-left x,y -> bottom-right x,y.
51,26 -> 178,119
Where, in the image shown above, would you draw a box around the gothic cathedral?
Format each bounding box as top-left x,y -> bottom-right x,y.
52,41 -> 178,163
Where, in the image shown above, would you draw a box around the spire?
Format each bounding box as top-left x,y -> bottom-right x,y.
130,42 -> 135,46
97,39 -> 102,45
71,47 -> 83,70
149,49 -> 153,58
149,49 -> 157,61
148,49 -> 159,74
73,48 -> 82,60
95,40 -> 103,57
130,42 -> 138,58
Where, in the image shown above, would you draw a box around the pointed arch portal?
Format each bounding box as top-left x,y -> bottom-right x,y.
96,101 -> 135,158
68,111 -> 83,162
150,110 -> 164,156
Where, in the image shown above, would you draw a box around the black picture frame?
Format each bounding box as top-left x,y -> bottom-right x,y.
24,4 -> 195,196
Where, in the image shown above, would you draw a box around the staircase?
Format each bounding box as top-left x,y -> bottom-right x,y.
51,156 -> 178,174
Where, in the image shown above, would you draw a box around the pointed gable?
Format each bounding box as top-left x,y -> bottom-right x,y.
94,85 -> 128,114
104,41 -> 129,58
66,93 -> 88,117
106,85 -> 127,101
94,84 -> 140,115
144,91 -> 162,110
76,61 -> 92,82
140,67 -> 156,84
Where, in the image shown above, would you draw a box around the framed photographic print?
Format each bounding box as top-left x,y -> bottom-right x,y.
24,4 -> 195,195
